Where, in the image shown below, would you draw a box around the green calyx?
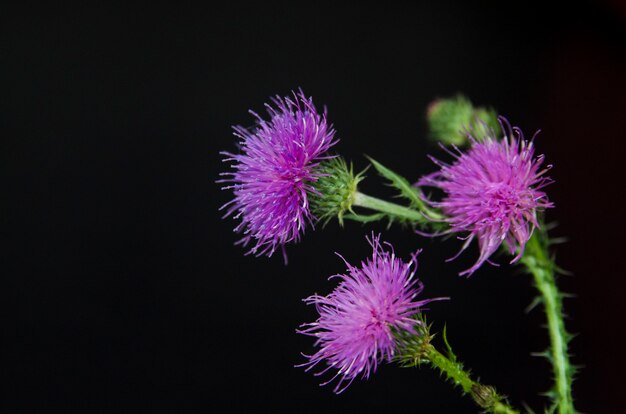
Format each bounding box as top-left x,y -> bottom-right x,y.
427,95 -> 500,145
309,157 -> 364,226
394,315 -> 435,367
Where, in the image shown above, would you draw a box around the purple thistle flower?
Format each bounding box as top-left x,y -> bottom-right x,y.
298,234 -> 444,393
419,118 -> 553,276
219,90 -> 337,258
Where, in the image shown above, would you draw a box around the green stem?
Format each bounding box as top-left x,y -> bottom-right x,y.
352,192 -> 429,223
425,344 -> 519,414
521,231 -> 575,414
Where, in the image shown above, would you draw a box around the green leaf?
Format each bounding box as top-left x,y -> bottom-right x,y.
365,156 -> 424,208
442,324 -> 457,363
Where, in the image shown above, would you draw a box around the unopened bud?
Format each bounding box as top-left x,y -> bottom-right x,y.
471,383 -> 500,409
427,95 -> 499,145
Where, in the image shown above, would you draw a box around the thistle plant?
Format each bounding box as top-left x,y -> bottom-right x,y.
220,92 -> 578,413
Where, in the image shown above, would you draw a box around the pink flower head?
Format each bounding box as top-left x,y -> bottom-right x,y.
219,90 -> 337,258
298,234 -> 443,393
419,117 -> 553,276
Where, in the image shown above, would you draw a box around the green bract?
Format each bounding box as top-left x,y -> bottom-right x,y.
309,158 -> 364,225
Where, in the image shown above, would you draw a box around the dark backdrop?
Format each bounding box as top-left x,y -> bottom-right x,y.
3,2 -> 625,413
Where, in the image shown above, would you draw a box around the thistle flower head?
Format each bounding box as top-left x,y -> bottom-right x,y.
219,90 -> 337,258
298,234 -> 443,393
419,117 -> 553,276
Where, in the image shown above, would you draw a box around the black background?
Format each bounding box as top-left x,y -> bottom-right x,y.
3,2 -> 626,413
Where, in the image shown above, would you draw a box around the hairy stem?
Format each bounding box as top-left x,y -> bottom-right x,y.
424,344 -> 518,414
521,230 -> 575,414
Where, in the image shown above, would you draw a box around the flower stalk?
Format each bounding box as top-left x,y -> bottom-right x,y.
425,345 -> 519,414
520,229 -> 575,414
352,192 -> 429,223
396,322 -> 519,414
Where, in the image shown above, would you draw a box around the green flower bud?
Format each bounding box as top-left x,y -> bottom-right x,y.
472,107 -> 500,142
427,95 -> 500,145
309,157 -> 364,226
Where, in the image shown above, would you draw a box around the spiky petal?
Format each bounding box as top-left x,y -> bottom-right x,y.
419,117 -> 553,276
298,234 -> 443,393
219,90 -> 337,258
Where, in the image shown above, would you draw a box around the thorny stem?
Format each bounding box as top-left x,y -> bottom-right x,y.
420,344 -> 519,414
521,230 -> 575,414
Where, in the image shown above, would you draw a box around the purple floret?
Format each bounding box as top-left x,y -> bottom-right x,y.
298,234 -> 442,393
220,90 -> 337,258
419,118 -> 553,276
